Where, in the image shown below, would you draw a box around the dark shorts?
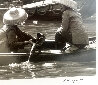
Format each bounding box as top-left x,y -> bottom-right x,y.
55,32 -> 72,43
55,32 -> 86,49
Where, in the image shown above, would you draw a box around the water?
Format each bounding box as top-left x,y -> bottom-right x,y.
0,61 -> 96,79
0,20 -> 96,79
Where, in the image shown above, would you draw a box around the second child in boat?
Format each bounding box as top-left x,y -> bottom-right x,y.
54,0 -> 89,51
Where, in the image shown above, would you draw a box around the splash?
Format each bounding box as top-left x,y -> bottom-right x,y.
8,61 -> 35,70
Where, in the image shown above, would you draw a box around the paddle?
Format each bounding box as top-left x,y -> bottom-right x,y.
27,43 -> 36,62
27,33 -> 45,63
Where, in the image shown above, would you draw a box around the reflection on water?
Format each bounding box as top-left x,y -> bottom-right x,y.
0,61 -> 96,79
0,20 -> 96,79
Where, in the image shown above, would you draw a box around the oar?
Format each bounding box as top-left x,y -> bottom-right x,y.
26,33 -> 45,63
27,43 -> 36,63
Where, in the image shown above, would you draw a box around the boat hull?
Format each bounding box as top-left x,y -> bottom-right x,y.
0,48 -> 96,65
0,37 -> 96,65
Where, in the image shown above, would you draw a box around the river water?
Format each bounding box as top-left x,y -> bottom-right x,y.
0,20 -> 96,79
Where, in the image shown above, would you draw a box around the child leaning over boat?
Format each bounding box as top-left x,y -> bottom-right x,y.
0,7 -> 36,52
54,0 -> 89,51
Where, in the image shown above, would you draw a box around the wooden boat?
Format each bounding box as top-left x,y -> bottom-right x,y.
23,1 -> 63,21
0,37 -> 96,65
0,1 -> 64,21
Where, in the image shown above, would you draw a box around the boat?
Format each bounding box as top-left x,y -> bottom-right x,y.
0,36 -> 96,65
23,0 -> 96,21
23,1 -> 63,21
